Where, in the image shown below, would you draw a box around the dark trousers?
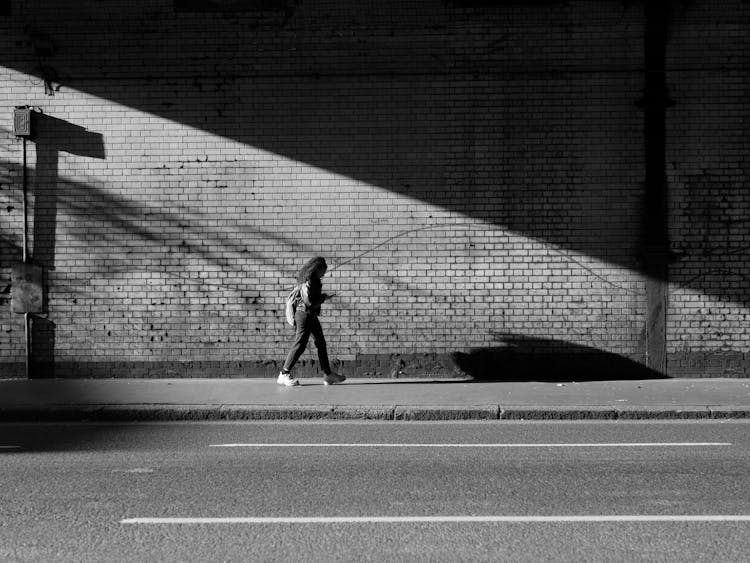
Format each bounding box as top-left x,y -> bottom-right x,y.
282,306 -> 331,374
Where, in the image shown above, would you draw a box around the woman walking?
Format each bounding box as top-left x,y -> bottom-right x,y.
278,256 -> 346,386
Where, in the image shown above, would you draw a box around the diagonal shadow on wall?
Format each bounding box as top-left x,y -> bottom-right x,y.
1,152 -> 360,379
0,0 -> 746,311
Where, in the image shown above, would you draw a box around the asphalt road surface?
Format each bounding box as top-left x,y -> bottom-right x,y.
2,421 -> 750,562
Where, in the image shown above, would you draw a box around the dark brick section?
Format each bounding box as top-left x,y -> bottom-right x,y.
669,353 -> 750,379
3,352 -> 742,379
4,351 -> 741,379
665,0 -> 749,374
19,356 -> 452,378
0,1 -> 748,378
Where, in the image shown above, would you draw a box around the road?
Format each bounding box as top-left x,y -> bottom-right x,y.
2,420 -> 750,562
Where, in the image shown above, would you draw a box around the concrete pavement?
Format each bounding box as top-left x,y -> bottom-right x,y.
2,377 -> 750,421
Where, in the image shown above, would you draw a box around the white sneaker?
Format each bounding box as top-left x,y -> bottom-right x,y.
277,372 -> 300,387
322,372 -> 346,385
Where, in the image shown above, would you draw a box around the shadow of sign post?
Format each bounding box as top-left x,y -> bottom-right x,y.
25,112 -> 105,378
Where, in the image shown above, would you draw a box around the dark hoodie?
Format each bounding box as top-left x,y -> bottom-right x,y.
300,276 -> 326,315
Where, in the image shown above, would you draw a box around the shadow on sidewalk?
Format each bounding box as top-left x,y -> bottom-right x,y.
452,335 -> 667,382
341,335 -> 666,385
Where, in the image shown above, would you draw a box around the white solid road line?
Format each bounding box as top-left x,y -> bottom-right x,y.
121,515 -> 750,525
209,442 -> 732,448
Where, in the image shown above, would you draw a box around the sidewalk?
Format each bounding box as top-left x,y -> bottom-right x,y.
2,377 -> 750,421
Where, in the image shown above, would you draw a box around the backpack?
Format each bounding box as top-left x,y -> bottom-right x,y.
284,285 -> 301,326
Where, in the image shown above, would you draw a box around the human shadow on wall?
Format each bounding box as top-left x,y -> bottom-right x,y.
452,334 -> 668,382
28,113 -> 105,378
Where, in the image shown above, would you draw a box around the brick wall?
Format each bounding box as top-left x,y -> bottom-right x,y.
0,0 -> 746,378
665,0 -> 749,376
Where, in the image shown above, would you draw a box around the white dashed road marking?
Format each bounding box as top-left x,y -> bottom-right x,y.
121,515 -> 750,525
209,442 -> 731,448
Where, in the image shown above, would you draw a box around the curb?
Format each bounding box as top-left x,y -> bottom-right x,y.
2,404 -> 750,421
498,406 -> 713,420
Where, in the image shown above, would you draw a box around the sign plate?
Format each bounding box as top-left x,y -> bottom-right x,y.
11,263 -> 43,313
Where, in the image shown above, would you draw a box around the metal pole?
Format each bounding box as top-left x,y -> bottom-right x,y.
23,136 -> 28,262
22,136 -> 31,378
25,313 -> 31,379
